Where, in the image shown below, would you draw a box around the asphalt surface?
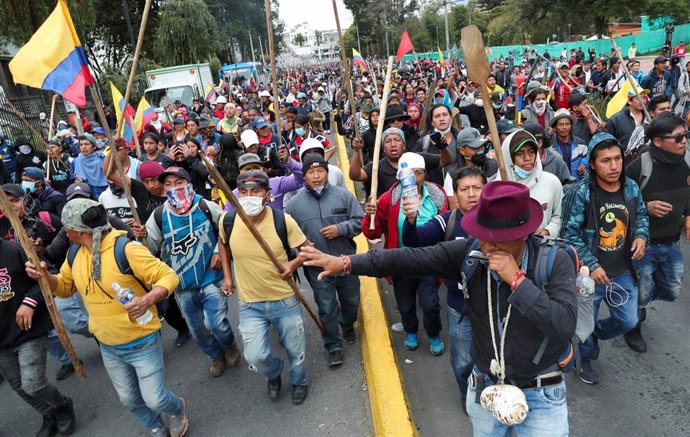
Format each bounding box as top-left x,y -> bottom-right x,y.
379,241 -> 690,437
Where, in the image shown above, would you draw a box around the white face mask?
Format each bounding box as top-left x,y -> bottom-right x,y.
435,126 -> 452,135
18,145 -> 32,155
238,196 -> 265,217
475,99 -> 484,108
533,100 -> 547,115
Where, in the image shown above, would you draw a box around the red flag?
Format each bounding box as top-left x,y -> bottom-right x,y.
396,30 -> 414,62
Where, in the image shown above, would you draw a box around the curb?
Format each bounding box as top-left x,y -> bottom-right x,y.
335,133 -> 416,437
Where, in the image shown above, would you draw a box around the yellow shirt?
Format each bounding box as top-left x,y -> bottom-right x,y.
55,230 -> 179,346
219,209 -> 306,303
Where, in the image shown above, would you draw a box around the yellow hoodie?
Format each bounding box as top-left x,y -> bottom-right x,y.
55,230 -> 179,346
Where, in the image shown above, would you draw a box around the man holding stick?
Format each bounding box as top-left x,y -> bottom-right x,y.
218,170 -> 313,405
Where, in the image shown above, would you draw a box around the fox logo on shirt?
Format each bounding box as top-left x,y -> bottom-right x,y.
0,268 -> 14,302
171,233 -> 198,256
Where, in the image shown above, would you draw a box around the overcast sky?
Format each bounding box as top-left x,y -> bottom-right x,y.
278,0 -> 353,32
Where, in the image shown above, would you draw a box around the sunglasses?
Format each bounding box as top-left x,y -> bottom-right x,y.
389,118 -> 406,123
660,131 -> 690,143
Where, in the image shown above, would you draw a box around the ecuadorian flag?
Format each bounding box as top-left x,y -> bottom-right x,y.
110,82 -> 136,145
9,0 -> 93,107
352,49 -> 368,73
134,96 -> 156,135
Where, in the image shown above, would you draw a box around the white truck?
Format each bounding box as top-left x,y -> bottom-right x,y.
144,64 -> 215,114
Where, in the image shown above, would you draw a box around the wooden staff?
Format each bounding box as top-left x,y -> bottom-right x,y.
0,94 -> 49,149
128,115 -> 142,158
198,151 -> 324,334
332,0 -> 364,162
611,38 -> 651,122
0,187 -> 85,378
368,56 -> 395,230
48,94 -> 58,139
461,26 -> 508,180
89,87 -> 141,227
264,0 -> 282,155
108,0 -> 152,177
419,81 -> 437,134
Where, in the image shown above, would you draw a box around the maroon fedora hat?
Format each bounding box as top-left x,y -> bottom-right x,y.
461,181 -> 543,242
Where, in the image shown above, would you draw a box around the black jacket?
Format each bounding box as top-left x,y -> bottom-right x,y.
0,239 -> 53,349
350,236 -> 577,386
162,155 -> 209,199
605,107 -> 638,150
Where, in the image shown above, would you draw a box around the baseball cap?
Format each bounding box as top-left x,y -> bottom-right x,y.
296,92 -> 307,99
158,166 -> 191,183
302,154 -> 329,174
456,128 -> 481,147
654,56 -> 669,64
23,167 -> 45,181
215,96 -> 228,104
2,183 -> 24,197
39,112 -> 46,120
236,170 -> 270,190
92,127 -> 106,135
173,117 -> 184,125
238,153 -> 268,170
258,90 -> 271,98
252,117 -> 269,130
66,182 -> 92,200
497,119 -> 518,135
138,161 -> 165,180
240,130 -> 260,147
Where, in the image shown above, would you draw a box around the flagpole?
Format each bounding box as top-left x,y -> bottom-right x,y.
611,38 -> 651,122
0,94 -> 50,149
48,94 -> 58,139
128,115 -> 142,157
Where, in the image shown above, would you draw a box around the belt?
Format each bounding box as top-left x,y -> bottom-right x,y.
472,370 -> 563,390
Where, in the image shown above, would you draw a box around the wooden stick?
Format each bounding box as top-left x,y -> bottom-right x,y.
368,56 -> 395,230
419,81 -> 437,134
461,26 -> 508,180
611,38 -> 651,122
0,94 -> 49,149
89,87 -> 142,227
128,115 -> 142,158
198,151 -> 324,334
109,0 -> 153,177
0,187 -> 85,378
48,94 -> 58,139
264,0 -> 282,155
332,0 -> 364,162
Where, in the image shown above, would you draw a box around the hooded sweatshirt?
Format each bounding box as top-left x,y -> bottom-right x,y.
493,131 -> 564,236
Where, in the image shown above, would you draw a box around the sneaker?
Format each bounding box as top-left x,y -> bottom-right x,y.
209,358 -> 227,377
404,332 -> 419,351
590,334 -> 600,360
56,363 -> 76,381
54,397 -> 76,435
36,415 -> 57,437
267,375 -> 282,400
292,384 -> 308,405
429,337 -> 445,356
149,426 -> 170,437
342,328 -> 356,344
175,331 -> 190,348
169,397 -> 189,437
623,327 -> 647,353
577,362 -> 600,385
225,343 -> 241,367
328,350 -> 344,367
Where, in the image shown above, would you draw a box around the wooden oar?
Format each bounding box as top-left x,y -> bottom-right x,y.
460,25 -> 508,180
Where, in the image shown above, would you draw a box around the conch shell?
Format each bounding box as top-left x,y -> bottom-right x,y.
480,384 -> 529,426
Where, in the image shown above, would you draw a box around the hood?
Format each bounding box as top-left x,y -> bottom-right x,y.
587,132 -> 626,181
496,130 -> 543,189
433,89 -> 453,112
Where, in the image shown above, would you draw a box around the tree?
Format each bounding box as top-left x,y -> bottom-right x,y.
153,0 -> 222,67
293,33 -> 306,47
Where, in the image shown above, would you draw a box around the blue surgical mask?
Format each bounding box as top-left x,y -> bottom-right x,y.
21,181 -> 36,193
295,127 -> 305,137
514,166 -> 533,179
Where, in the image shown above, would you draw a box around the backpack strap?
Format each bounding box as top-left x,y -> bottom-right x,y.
37,210 -> 55,234
67,243 -> 80,268
444,209 -> 459,242
198,199 -> 219,238
153,205 -> 164,232
638,151 -> 653,192
271,207 -> 295,261
459,239 -> 481,300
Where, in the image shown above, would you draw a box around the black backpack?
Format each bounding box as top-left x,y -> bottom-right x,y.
221,206 -> 295,262
153,199 -> 219,238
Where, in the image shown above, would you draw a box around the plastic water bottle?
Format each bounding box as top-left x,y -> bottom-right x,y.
576,266 -> 595,297
399,162 -> 419,210
112,282 -> 153,325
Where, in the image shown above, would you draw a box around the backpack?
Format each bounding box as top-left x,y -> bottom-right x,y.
37,210 -> 55,234
153,199 -> 218,238
67,235 -> 148,293
221,206 -> 296,262
638,150 -> 690,192
458,235 -> 581,371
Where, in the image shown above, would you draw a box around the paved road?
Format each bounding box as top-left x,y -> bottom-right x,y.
380,241 -> 690,437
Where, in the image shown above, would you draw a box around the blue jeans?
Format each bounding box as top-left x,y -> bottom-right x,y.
48,294 -> 92,365
100,332 -> 183,430
466,367 -> 569,437
448,307 -> 473,399
0,336 -> 69,418
305,267 -> 360,352
392,275 -> 442,337
579,272 -> 638,363
238,296 -> 308,386
635,241 -> 684,307
175,282 -> 236,360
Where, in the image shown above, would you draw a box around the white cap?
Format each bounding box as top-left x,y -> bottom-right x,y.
317,87 -> 325,92
579,266 -> 590,276
39,112 -> 46,120
240,129 -> 259,147
397,152 -> 425,176
57,128 -> 73,137
299,138 -> 325,162
258,90 -> 271,98
215,95 -> 228,104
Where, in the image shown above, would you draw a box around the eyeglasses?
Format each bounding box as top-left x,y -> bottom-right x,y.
660,131 -> 690,143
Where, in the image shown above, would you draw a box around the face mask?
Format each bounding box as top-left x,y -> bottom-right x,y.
435,126 -> 452,135
514,165 -> 533,179
21,181 -> 36,194
470,152 -> 487,166
361,103 -> 373,112
108,181 -> 125,198
18,145 -> 32,155
166,183 -> 195,214
238,196 -> 265,217
533,100 -> 547,115
295,127 -> 305,137
475,99 -> 484,108
96,138 -> 108,150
